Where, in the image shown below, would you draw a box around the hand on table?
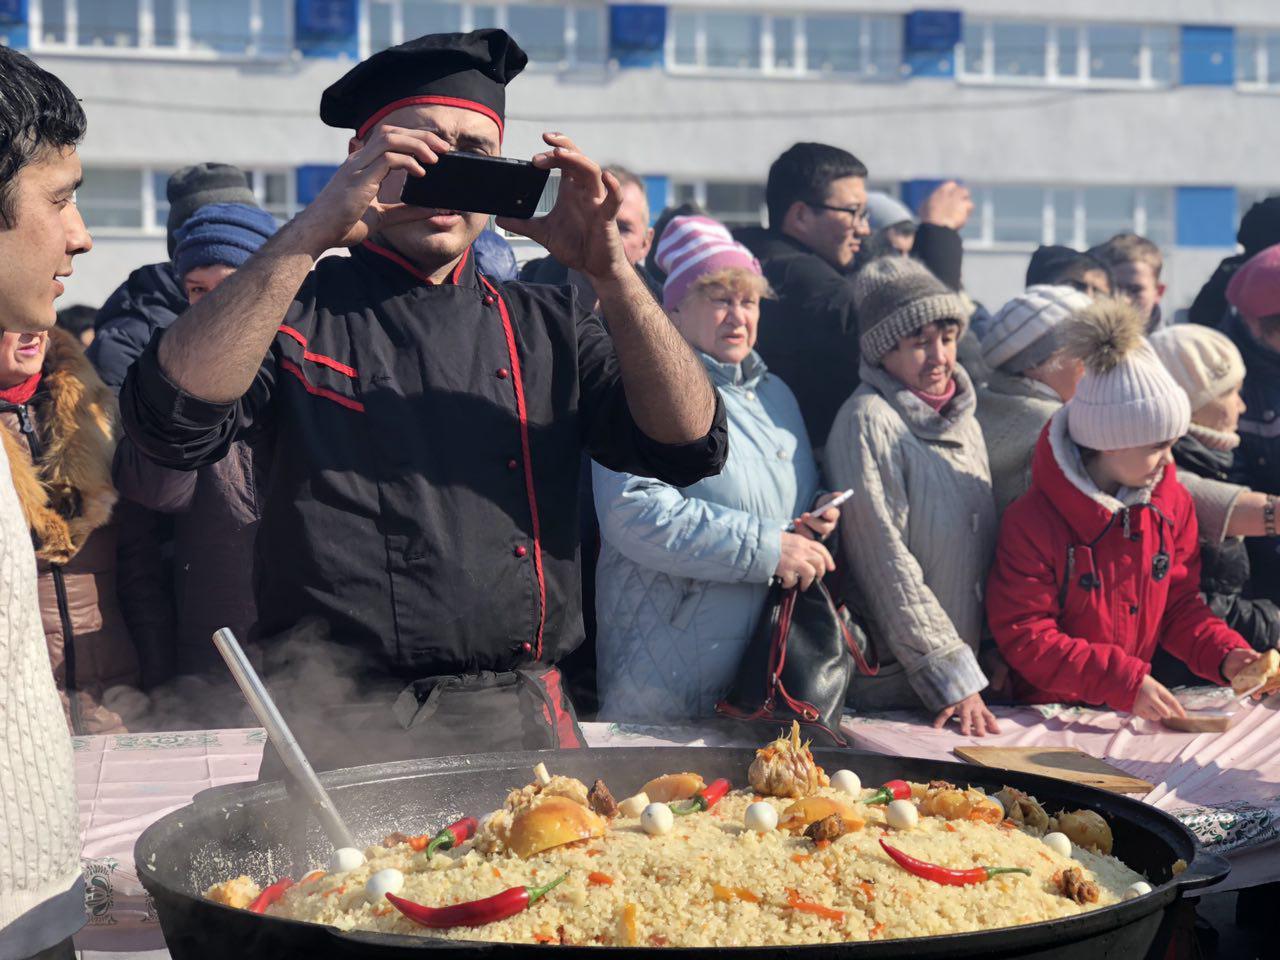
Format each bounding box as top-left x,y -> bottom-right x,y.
1131,675 -> 1187,721
793,492 -> 844,541
773,533 -> 835,591
934,692 -> 1001,737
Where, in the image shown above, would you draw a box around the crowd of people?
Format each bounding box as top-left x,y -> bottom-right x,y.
3,27 -> 1280,958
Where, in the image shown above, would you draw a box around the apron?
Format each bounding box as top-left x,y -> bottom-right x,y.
256,665 -> 583,782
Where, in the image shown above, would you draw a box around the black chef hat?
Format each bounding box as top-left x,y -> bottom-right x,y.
320,29 -> 527,144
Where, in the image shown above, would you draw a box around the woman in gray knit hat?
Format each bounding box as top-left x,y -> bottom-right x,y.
826,256 -> 1000,735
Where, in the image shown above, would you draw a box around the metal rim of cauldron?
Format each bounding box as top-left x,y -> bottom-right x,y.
135,747 -> 1229,958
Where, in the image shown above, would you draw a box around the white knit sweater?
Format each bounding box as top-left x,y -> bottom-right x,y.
0,435 -> 83,935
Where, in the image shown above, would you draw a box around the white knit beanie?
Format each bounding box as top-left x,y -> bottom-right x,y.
1064,300 -> 1190,450
1148,325 -> 1246,413
981,284 -> 1094,374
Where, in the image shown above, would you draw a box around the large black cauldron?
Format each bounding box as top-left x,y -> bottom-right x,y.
135,747 -> 1227,959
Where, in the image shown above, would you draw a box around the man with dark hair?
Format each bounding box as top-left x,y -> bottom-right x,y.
1024,244 -> 1113,298
737,142 -> 970,449
0,45 -> 92,960
119,30 -> 725,769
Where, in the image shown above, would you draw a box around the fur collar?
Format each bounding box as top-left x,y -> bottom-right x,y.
0,328 -> 119,563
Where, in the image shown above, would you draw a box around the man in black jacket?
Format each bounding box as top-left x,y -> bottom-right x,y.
119,30 -> 725,768
737,143 -> 969,450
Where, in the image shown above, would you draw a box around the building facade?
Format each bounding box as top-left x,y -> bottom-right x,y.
5,0 -> 1279,314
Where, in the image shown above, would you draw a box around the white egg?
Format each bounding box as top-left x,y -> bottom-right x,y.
328,847 -> 366,873
885,799 -> 919,831
1123,881 -> 1153,901
640,802 -> 674,836
364,867 -> 406,904
830,769 -> 862,796
743,802 -> 778,833
1042,832 -> 1073,859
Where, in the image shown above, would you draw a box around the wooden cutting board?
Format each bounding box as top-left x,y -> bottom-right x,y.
953,746 -> 1155,795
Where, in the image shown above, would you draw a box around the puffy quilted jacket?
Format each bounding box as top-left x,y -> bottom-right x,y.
593,351 -> 819,722
987,410 -> 1248,711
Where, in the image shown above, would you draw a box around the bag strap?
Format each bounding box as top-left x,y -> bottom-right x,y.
820,580 -> 879,677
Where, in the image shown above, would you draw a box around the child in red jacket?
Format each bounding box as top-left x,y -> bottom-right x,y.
987,301 -> 1260,720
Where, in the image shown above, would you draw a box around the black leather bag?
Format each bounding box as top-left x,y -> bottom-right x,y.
716,576 -> 877,746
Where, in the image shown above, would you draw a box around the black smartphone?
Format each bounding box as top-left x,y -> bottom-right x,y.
399,152 -> 550,219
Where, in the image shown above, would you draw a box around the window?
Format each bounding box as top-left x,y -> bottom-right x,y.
79,165 -> 295,235
668,9 -> 900,78
365,2 -> 605,67
992,22 -> 1046,79
670,180 -> 765,229
78,168 -> 145,230
964,184 -> 1173,250
705,12 -> 761,70
1237,29 -> 1280,88
959,20 -> 1177,87
30,0 -> 292,56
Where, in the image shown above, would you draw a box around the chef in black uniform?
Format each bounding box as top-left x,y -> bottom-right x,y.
118,30 -> 727,770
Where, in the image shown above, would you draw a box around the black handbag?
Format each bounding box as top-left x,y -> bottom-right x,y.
716,575 -> 877,746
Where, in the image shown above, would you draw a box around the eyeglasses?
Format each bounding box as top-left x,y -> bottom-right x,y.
808,202 -> 870,226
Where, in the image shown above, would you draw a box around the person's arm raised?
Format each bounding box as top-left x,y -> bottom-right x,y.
157,126 -> 452,403
498,133 -> 715,444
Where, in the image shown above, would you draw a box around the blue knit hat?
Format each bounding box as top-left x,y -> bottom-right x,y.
173,203 -> 278,279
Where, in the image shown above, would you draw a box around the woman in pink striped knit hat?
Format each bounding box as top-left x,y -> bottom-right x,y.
590,214 -> 846,721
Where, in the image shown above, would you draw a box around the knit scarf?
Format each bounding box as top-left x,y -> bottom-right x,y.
909,378 -> 957,414
1187,421 -> 1241,452
0,372 -> 41,406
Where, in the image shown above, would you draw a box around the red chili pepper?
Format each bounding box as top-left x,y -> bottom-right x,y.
879,840 -> 1030,886
386,873 -> 568,929
671,778 -> 732,816
247,877 -> 294,914
424,815 -> 480,857
864,779 -> 912,806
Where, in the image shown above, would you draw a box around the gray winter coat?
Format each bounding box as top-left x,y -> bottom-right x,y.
593,351 -> 820,722
975,370 -> 1062,516
826,363 -> 996,713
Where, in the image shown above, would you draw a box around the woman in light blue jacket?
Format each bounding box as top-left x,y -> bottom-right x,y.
593,215 -> 842,722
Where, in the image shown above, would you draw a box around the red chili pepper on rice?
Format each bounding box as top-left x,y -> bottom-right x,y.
387,873 -> 568,929
880,839 -> 1030,886
671,779 -> 732,816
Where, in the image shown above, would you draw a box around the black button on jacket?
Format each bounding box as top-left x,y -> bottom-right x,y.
118,242 -> 727,677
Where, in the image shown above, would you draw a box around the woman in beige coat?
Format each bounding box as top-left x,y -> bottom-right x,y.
826,257 -> 999,736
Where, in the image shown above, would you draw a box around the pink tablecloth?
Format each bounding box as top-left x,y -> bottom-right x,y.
73,697 -> 1280,951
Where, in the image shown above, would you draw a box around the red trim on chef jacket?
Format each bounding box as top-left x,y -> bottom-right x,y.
357,96 -> 504,143
279,358 -> 365,413
277,324 -> 359,379
360,241 -> 470,286
539,668 -> 581,747
478,273 -> 548,660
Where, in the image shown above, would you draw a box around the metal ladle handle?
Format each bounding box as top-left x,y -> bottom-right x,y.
212,627 -> 356,850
